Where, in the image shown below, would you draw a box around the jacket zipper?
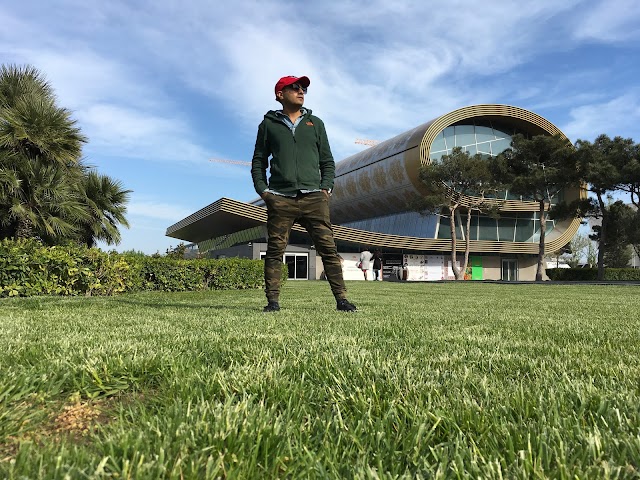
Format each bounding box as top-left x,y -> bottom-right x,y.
293,123 -> 298,191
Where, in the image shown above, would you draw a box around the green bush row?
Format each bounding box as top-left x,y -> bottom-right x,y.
0,239 -> 279,297
546,268 -> 640,281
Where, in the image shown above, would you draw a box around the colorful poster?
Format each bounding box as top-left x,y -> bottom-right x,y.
402,254 -> 446,281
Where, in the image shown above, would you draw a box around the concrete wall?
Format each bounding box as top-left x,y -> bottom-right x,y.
516,256 -> 542,281
480,255 -> 502,280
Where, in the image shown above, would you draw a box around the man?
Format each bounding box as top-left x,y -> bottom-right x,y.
251,75 -> 357,312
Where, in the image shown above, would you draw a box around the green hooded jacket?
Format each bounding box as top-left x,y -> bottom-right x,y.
251,109 -> 335,195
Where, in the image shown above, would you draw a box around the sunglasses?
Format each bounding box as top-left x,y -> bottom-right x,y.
283,83 -> 307,94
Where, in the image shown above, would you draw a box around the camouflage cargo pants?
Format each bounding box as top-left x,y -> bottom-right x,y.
264,191 -> 347,302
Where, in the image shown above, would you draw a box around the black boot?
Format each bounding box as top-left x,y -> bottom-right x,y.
336,299 -> 357,312
263,301 -> 281,312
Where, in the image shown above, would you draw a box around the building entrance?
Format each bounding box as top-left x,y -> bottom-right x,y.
502,259 -> 518,281
261,252 -> 308,280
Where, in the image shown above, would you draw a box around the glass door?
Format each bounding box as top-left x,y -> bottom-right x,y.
261,252 -> 308,280
501,259 -> 518,281
284,254 -> 308,280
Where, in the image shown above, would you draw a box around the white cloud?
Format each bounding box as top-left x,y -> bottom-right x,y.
127,201 -> 193,222
77,103 -> 211,164
145,0 -> 593,159
572,0 -> 640,42
20,50 -> 157,111
562,92 -> 640,141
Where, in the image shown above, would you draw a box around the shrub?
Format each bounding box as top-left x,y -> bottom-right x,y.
0,239 -> 137,297
0,239 -> 280,297
136,257 -> 207,292
603,268 -> 640,281
198,257 -> 265,290
546,268 -> 598,281
546,267 -> 640,281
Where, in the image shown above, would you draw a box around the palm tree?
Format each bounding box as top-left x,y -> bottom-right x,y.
0,155 -> 89,242
77,170 -> 131,247
0,150 -> 19,197
1,64 -> 130,246
0,65 -> 85,166
1,64 -> 88,243
0,150 -> 20,239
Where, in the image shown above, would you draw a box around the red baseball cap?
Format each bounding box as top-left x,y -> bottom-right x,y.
274,75 -> 310,95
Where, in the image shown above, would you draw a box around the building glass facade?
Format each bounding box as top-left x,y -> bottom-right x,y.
429,119 -> 517,162
437,211 -> 555,243
430,119 -> 557,242
344,211 -> 438,238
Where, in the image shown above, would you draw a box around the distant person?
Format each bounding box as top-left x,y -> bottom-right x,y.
359,247 -> 373,281
372,249 -> 384,281
251,75 -> 357,313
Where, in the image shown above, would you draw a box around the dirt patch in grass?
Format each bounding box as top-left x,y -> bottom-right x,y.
0,396 -> 119,463
0,437 -> 20,464
50,400 -> 108,440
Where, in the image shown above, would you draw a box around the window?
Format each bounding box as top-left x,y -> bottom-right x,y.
498,217 -> 517,242
430,120 -> 520,162
260,252 -> 308,280
476,141 -> 492,155
286,254 -> 308,280
475,125 -> 495,143
465,145 -> 477,155
515,216 -> 535,242
430,131 -> 446,153
454,124 -> 475,148
478,216 -> 499,241
437,215 -> 464,239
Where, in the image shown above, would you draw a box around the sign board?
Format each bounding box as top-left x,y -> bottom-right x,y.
339,252 -> 365,280
403,254 -> 447,281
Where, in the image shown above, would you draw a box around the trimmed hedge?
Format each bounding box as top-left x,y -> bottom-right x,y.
0,239 -> 281,297
546,267 -> 640,281
134,257 -> 265,292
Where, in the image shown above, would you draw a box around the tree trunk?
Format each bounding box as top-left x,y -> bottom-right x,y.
462,208 -> 472,280
15,217 -> 33,239
631,189 -> 639,209
536,200 -> 546,282
449,206 -> 463,280
596,192 -> 606,281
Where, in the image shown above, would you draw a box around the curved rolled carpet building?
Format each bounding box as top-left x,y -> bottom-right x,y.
167,104 -> 584,281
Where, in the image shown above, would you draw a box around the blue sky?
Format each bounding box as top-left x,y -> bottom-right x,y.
1,0 -> 639,253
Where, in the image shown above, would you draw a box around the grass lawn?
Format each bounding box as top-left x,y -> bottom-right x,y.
1,281 -> 639,479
